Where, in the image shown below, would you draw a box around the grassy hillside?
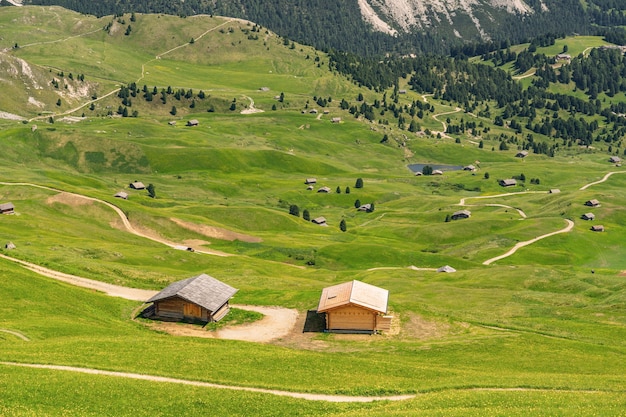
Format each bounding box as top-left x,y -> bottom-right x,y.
1,6 -> 626,416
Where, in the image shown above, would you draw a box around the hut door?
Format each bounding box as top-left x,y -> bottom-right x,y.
184,303 -> 202,318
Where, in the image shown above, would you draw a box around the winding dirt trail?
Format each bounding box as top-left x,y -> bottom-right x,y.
0,362 -> 415,403
431,107 -> 461,137
482,219 -> 574,265
0,182 -> 230,256
0,329 -> 29,341
579,171 -> 626,190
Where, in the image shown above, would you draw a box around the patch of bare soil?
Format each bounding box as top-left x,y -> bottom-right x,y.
619,271 -> 626,277
46,192 -> 93,206
140,305 -> 298,344
170,218 -> 262,243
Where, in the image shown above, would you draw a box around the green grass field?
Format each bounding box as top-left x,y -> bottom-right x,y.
1,6 -> 626,416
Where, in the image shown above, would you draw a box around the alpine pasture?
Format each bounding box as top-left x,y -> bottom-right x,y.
0,6 -> 625,416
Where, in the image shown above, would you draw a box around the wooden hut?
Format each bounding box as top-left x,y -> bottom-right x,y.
581,213 -> 595,221
114,191 -> 129,200
585,199 -> 600,207
437,265 -> 456,273
451,210 -> 471,220
311,216 -> 327,226
147,274 -> 238,323
186,119 -> 199,127
516,150 -> 529,158
591,225 -> 605,232
129,181 -> 145,190
0,202 -> 15,214
317,280 -> 392,333
499,179 -> 517,187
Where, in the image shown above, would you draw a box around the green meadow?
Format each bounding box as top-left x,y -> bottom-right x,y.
1,6 -> 626,416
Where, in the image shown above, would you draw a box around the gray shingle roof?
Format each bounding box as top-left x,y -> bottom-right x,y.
148,274 -> 238,312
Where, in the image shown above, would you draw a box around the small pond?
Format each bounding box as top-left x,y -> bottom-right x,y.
408,163 -> 464,173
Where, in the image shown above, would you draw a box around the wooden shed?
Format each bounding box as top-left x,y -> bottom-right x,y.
499,179 -> 517,187
516,150 -> 529,158
114,191 -> 129,200
317,280 -> 392,333
129,181 -> 145,190
581,213 -> 595,221
186,119 -> 199,127
585,199 -> 600,207
147,274 -> 238,323
451,210 -> 471,220
0,202 -> 15,214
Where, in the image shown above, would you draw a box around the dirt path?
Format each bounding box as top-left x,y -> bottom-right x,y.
512,70 -> 536,80
0,252 -> 157,301
482,219 -> 574,265
217,305 -> 298,342
579,171 -> 626,190
0,329 -> 29,341
0,362 -> 415,402
431,107 -> 461,137
240,95 -> 264,114
0,182 -> 230,256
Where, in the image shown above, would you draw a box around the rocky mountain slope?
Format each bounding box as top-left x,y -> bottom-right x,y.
9,0 -> 614,55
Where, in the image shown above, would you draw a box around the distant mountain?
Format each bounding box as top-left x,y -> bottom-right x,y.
11,0 -> 625,55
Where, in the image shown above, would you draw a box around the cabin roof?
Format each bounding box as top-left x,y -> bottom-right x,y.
317,280 -> 388,314
437,265 -> 456,273
148,274 -> 238,312
0,202 -> 15,211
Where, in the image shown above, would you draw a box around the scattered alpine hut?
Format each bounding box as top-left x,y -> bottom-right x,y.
186,119 -> 199,127
305,178 -> 317,185
331,117 -> 341,123
114,191 -> 129,200
591,225 -> 605,232
581,213 -> 595,221
451,209 -> 471,220
549,189 -> 561,194
585,199 -> 600,207
0,202 -> 15,214
499,179 -> 517,187
317,186 -> 331,193
147,274 -> 238,323
437,265 -> 456,273
609,156 -> 621,164
357,203 -> 372,212
311,216 -> 328,226
463,165 -> 476,171
129,181 -> 145,190
516,150 -> 529,158
317,280 -> 393,333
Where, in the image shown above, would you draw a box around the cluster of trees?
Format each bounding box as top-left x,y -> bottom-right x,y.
25,0 -> 602,56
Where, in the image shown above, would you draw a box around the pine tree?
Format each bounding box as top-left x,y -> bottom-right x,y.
339,219 -> 347,232
355,178 -> 363,188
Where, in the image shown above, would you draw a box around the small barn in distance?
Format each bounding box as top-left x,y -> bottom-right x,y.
305,178 -> 317,185
581,213 -> 595,221
147,274 -> 238,323
317,280 -> 392,333
114,191 -> 129,200
186,119 -> 199,127
0,202 -> 15,214
451,210 -> 471,220
591,225 -> 605,232
499,179 -> 517,187
609,156 -> 621,164
516,150 -> 529,158
129,181 -> 145,190
585,199 -> 600,207
312,216 -> 327,226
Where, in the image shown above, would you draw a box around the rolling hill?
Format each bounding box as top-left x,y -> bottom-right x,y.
0,6 -> 626,416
